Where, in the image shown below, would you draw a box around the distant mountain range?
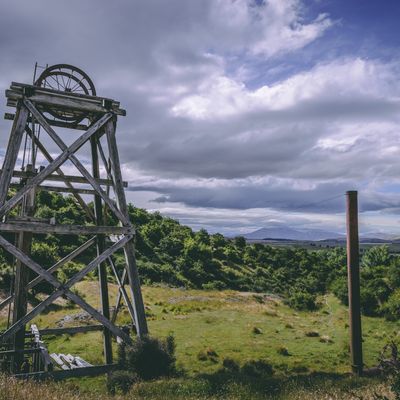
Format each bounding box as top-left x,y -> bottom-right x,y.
242,226 -> 396,242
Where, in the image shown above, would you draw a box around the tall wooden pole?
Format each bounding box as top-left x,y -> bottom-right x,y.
12,164 -> 35,372
346,190 -> 363,375
91,135 -> 113,364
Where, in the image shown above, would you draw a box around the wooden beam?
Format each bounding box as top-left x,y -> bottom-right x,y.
14,363 -> 118,380
38,325 -> 103,336
91,134 -> 113,364
6,86 -> 126,116
12,172 -> 36,372
0,104 -> 29,206
11,183 -> 97,195
5,112 -> 88,130
10,82 -> 122,108
3,169 -> 127,187
0,221 -> 131,235
106,119 -> 148,336
0,112 -> 113,218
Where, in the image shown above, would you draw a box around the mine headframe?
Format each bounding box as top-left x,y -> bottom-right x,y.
0,64 -> 148,378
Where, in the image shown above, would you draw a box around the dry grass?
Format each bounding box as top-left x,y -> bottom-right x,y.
0,374 -> 395,400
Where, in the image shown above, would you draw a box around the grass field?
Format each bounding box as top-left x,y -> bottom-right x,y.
1,281 -> 399,398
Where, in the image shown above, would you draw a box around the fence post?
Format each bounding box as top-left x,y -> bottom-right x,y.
346,190 -> 363,375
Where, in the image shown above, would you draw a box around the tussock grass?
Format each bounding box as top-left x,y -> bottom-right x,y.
0,373 -> 395,400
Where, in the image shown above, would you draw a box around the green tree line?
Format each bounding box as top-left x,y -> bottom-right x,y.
0,191 -> 400,319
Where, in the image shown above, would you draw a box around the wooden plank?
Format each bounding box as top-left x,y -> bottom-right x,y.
5,112 -> 89,130
0,221 -> 131,235
2,168 -> 127,187
0,112 -> 113,218
11,82 -> 121,107
11,183 -> 97,195
50,353 -> 69,370
106,119 -> 148,336
0,104 -> 29,206
6,88 -> 126,116
39,325 -> 103,336
24,100 -> 130,225
14,363 -> 118,380
74,356 -> 92,368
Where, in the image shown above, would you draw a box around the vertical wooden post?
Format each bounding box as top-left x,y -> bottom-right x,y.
12,165 -> 35,372
346,190 -> 363,375
105,119 -> 148,336
91,136 -> 113,364
0,104 -> 29,206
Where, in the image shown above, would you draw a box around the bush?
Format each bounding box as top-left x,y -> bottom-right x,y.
107,370 -> 137,394
241,359 -> 274,377
288,291 -> 317,311
124,335 -> 176,380
222,357 -> 240,372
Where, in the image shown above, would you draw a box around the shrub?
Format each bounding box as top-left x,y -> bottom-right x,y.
123,335 -> 176,380
222,357 -> 240,372
107,370 -> 137,394
288,291 -> 317,311
241,359 -> 274,377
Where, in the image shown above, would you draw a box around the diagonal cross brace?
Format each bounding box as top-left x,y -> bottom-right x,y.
0,237 -> 96,311
24,99 -> 129,226
0,234 -> 133,344
0,112 -> 113,219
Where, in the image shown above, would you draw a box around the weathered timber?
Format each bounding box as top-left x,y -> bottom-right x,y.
0,112 -> 113,218
14,363 -> 118,380
106,119 -> 148,336
0,104 -> 29,206
0,221 -> 131,235
12,166 -> 35,373
91,133 -> 113,364
31,324 -> 53,371
11,81 -> 121,107
5,112 -> 88,130
1,168 -> 127,187
11,183 -> 97,195
346,191 -> 363,376
6,86 -> 126,116
38,325 -> 103,336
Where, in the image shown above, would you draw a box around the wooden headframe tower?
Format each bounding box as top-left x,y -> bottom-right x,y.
0,64 -> 147,376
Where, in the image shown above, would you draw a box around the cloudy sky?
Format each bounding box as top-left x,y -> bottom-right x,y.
1,0 -> 400,236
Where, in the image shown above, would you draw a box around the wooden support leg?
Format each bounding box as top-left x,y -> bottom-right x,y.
105,119 -> 148,336
0,104 -> 29,206
12,166 -> 35,373
91,135 -> 113,364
